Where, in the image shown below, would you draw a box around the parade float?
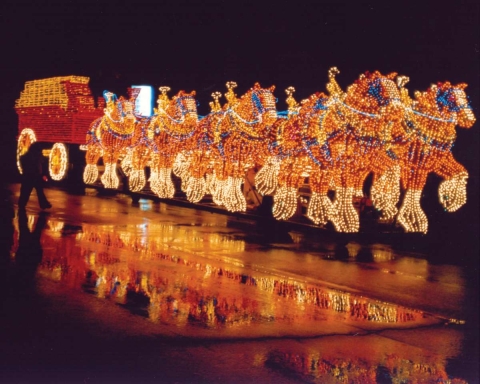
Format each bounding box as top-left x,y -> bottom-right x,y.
15,69 -> 475,233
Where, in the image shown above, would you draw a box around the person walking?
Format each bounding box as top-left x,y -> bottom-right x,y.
18,142 -> 52,210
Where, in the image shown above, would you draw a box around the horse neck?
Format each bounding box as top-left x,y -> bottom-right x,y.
411,95 -> 457,144
344,83 -> 376,115
105,105 -> 122,123
230,94 -> 260,123
123,116 -> 137,133
297,100 -> 329,137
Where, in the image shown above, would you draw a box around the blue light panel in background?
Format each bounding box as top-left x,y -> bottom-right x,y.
132,85 -> 153,117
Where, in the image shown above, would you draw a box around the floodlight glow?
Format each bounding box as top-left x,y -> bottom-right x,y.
132,85 -> 153,117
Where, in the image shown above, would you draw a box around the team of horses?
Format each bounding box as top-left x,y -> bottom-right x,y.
83,68 -> 475,233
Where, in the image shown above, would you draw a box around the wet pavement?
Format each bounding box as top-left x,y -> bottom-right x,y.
0,183 -> 478,383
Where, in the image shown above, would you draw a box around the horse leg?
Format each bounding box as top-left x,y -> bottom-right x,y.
159,167 -> 175,198
211,161 -> 229,206
307,170 -> 336,225
370,152 -> 401,221
272,161 -> 302,220
83,144 -> 102,184
439,173 -> 468,212
173,151 -> 192,192
218,161 -> 245,212
331,170 -> 359,232
353,168 -> 369,198
183,151 -> 210,203
128,145 -> 148,192
397,169 -> 428,233
435,152 -> 469,212
120,149 -> 133,177
223,176 -> 247,212
255,156 -> 281,196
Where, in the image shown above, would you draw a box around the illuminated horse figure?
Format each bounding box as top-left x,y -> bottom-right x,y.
333,69 -> 406,231
184,82 -> 277,211
83,89 -> 140,188
212,82 -> 276,212
146,87 -> 198,198
257,86 -> 341,223
264,69 -> 405,232
120,113 -> 151,192
396,80 -> 475,233
255,86 -> 300,198
177,91 -> 224,203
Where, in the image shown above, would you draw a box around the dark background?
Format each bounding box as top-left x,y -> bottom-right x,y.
0,0 -> 478,256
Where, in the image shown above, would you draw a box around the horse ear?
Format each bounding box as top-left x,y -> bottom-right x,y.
254,82 -> 261,89
456,83 -> 468,90
191,90 -> 196,96
269,85 -> 275,92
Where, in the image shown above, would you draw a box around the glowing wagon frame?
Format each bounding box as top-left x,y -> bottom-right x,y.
15,76 -> 104,181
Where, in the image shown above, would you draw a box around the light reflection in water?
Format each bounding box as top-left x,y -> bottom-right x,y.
8,212 -> 471,383
264,341 -> 463,384
10,215 -> 440,330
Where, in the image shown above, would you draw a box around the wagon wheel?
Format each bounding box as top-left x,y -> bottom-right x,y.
49,143 -> 69,181
16,128 -> 37,174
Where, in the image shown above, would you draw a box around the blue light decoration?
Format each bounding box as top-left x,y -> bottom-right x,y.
131,85 -> 153,117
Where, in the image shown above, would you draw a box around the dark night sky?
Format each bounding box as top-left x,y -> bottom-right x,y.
0,0 -> 478,246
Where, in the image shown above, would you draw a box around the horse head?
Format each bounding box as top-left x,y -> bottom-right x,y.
435,82 -> 475,128
233,82 -> 277,125
103,90 -> 122,121
348,71 -> 403,117
118,89 -> 138,122
172,90 -> 198,121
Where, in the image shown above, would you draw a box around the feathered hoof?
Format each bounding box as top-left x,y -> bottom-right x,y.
397,190 -> 428,233
272,186 -> 298,220
223,177 -> 247,212
306,193 -> 335,225
83,164 -> 98,184
186,177 -> 207,203
129,170 -> 146,192
439,173 -> 467,212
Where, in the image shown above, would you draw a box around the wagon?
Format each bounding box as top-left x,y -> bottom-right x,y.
15,76 -> 105,182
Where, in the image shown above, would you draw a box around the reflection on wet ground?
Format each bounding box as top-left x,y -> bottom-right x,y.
0,184 -> 478,383
20,218 -> 439,335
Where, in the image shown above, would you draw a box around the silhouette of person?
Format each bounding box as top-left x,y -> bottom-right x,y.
18,142 -> 52,210
14,210 -> 47,289
0,183 -> 15,271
